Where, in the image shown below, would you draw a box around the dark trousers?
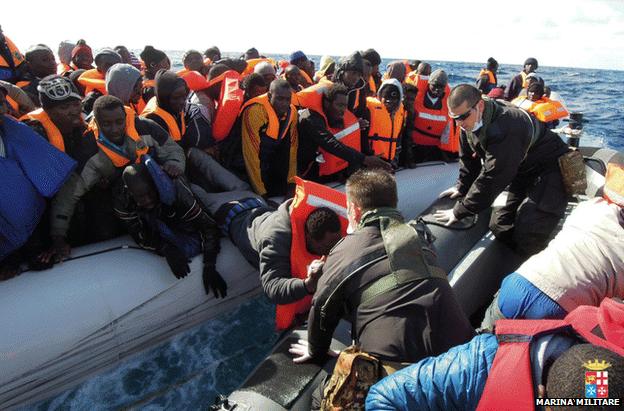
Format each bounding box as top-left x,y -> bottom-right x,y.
490,167 -> 567,257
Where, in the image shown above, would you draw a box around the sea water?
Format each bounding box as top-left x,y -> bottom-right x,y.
24,53 -> 624,411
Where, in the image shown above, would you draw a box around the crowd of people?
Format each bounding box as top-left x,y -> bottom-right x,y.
1,25 -> 623,410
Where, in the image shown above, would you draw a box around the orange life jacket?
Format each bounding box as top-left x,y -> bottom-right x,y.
210,70 -> 244,141
296,78 -> 333,109
405,72 -> 429,90
319,109 -> 361,176
512,96 -> 569,123
78,69 -> 107,95
604,163 -> 624,207
242,58 -> 276,77
15,80 -> 30,89
411,82 -> 450,146
477,298 -> 624,411
300,69 -> 314,86
57,62 -> 71,75
131,97 -> 147,116
366,97 -> 404,161
21,108 -> 67,152
368,76 -> 377,94
141,96 -> 186,141
275,177 -> 348,330
178,70 -> 209,91
439,118 -> 461,154
0,36 -> 24,69
478,69 -> 496,85
240,93 -> 296,140
90,106 -> 147,167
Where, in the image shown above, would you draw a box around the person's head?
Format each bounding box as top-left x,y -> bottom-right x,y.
335,51 -> 364,89
122,164 -> 159,210
403,83 -> 418,111
206,63 -> 230,99
362,59 -> 372,82
289,50 -> 314,78
409,60 -> 421,72
541,344 -> 624,410
93,95 -> 127,144
254,61 -> 276,86
317,55 -> 336,81
322,83 -> 349,124
526,73 -> 544,89
304,207 -> 342,256
25,45 -> 57,78
241,73 -> 267,101
543,85 -> 551,98
183,49 -> 204,72
94,49 -> 122,75
428,69 -> 448,98
527,81 -> 545,102
114,46 -> 132,65
71,40 -> 94,70
155,69 -> 188,114
449,84 -> 483,132
204,46 -> 221,63
416,62 -> 431,76
284,65 -> 307,91
268,79 -> 292,118
361,48 -> 381,76
378,79 -> 403,114
105,63 -> 142,105
140,46 -> 170,77
37,75 -> 83,133
486,57 -> 498,72
346,169 -> 398,229
386,61 -> 406,83
244,47 -> 259,60
0,84 -> 9,123
58,41 -> 75,66
524,57 -> 538,74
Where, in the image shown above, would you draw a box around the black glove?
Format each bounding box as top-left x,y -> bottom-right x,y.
162,244 -> 190,279
202,264 -> 227,298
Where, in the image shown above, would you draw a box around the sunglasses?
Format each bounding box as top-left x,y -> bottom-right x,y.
450,101 -> 478,121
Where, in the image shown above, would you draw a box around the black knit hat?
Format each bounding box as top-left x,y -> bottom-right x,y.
361,49 -> 381,66
140,46 -> 167,66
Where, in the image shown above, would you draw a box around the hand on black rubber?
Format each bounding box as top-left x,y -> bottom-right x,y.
163,244 -> 190,279
203,264 -> 227,298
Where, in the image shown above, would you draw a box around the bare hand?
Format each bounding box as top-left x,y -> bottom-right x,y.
439,186 -> 461,199
363,155 -> 393,172
433,208 -> 459,226
304,256 -> 326,293
288,339 -> 339,364
37,236 -> 71,264
162,163 -> 183,178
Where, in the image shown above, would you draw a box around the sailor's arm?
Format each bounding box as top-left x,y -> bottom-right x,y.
299,111 -> 366,167
453,130 -> 525,219
306,271 -> 344,359
456,131 -> 482,195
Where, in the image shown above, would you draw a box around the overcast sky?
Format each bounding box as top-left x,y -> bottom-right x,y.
2,0 -> 622,70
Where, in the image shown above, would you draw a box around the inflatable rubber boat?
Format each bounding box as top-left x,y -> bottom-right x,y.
0,161 -> 459,409
217,146 -> 623,411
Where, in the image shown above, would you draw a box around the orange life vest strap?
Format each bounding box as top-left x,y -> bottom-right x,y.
91,106 -> 147,167
78,69 -> 107,95
141,97 -> 186,141
22,108 -> 66,152
240,93 -> 296,140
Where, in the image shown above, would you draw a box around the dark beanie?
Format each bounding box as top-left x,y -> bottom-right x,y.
140,46 -> 167,66
524,57 -> 538,68
487,57 -> 498,66
338,51 -> 365,75
361,48 -> 381,66
155,69 -> 187,107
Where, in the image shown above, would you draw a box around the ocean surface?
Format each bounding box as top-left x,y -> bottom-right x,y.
23,53 -> 624,411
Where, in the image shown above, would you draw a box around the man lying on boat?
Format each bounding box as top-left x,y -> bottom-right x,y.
113,163 -> 226,297
480,162 -> 624,331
